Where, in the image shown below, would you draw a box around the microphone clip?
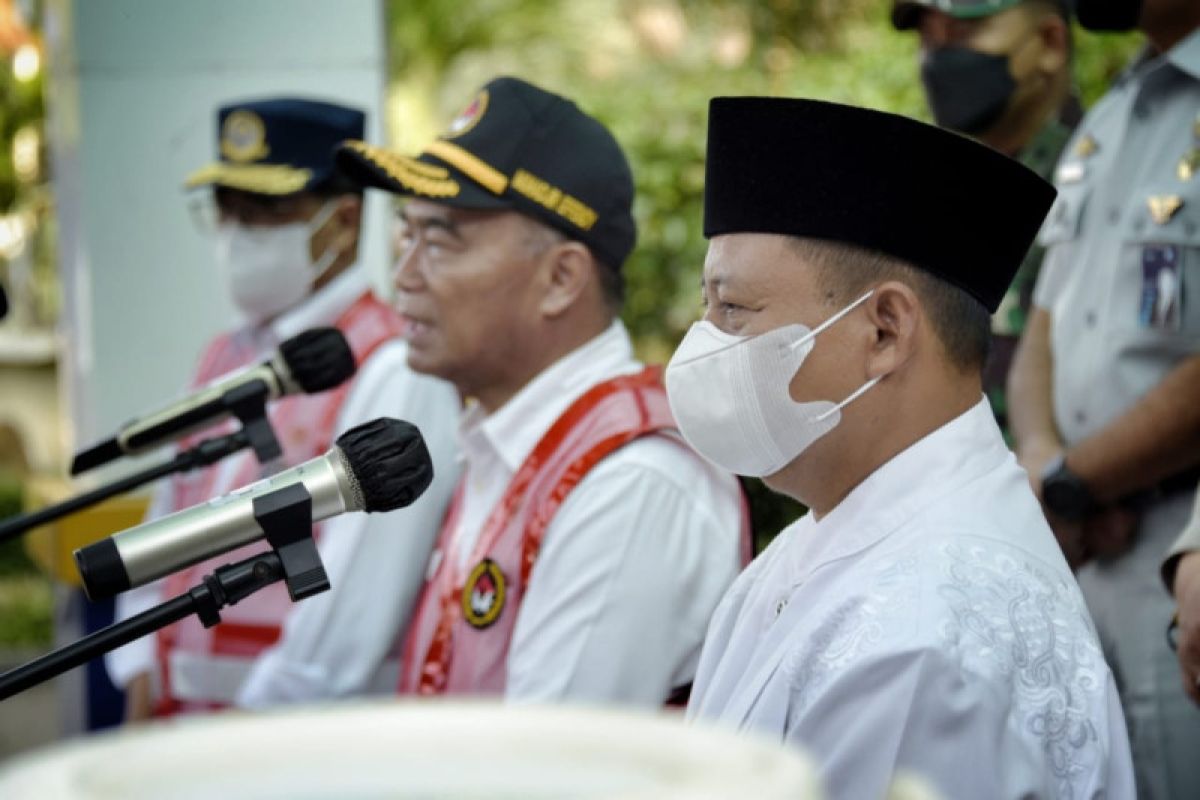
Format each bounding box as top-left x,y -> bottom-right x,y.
190,482 -> 330,631
253,482 -> 330,602
222,380 -> 284,466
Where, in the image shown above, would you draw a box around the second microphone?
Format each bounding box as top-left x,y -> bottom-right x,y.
74,417 -> 434,601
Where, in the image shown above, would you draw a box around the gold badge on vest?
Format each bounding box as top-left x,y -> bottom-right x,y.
462,558 -> 506,629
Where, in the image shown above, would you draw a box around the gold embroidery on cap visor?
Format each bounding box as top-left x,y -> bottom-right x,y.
351,139 -> 602,233
220,110 -> 271,163
343,140 -> 460,198
183,162 -> 313,195
425,139 -> 508,195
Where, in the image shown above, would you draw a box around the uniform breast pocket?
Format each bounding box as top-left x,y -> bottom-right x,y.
1114,185 -> 1200,340
1039,183 -> 1089,250
1035,183 -> 1090,305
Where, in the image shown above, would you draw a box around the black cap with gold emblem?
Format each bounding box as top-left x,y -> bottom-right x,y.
704,97 -> 1057,313
337,76 -> 637,269
186,98 -> 366,196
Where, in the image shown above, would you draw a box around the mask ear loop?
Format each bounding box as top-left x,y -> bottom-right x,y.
787,289 -> 875,353
781,288 -> 881,422
814,375 -> 882,422
308,199 -> 345,283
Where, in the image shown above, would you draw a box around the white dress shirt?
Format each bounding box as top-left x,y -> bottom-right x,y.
688,400 -> 1135,799
105,267 -> 462,705
446,320 -> 745,705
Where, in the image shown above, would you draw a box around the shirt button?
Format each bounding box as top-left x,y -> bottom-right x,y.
1133,102 -> 1151,120
1085,310 -> 1098,327
1075,410 -> 1087,425
1108,207 -> 1121,224
1186,221 -> 1197,236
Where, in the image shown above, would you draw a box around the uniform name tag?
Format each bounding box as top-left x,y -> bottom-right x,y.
1140,244 -> 1183,331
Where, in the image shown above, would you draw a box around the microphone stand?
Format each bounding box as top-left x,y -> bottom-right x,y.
0,430 -> 255,546
0,483 -> 329,702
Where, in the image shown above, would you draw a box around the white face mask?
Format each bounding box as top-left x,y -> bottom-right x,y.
215,200 -> 340,324
665,290 -> 880,478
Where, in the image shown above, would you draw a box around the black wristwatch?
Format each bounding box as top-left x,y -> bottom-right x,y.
1041,454 -> 1096,521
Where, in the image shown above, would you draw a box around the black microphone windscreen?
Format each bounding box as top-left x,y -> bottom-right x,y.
280,328 -> 356,393
336,418 -> 433,513
0,282 -> 7,321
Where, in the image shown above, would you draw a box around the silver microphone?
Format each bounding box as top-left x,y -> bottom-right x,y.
75,418 -> 433,600
70,327 -> 357,475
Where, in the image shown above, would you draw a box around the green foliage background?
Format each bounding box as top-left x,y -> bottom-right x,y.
387,0 -> 1141,545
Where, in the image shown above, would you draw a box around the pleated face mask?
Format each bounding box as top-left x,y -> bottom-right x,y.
216,200 -> 340,323
665,290 -> 879,477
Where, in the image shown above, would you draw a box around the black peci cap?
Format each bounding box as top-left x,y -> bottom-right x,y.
703,97 -> 1056,313
337,76 -> 637,269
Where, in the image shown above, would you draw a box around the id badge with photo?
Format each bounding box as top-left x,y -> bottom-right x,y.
1139,244 -> 1183,331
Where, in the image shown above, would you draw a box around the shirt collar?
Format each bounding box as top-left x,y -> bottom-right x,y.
791,398 -> 1009,573
459,320 -> 640,473
1166,27 -> 1200,81
1125,28 -> 1200,84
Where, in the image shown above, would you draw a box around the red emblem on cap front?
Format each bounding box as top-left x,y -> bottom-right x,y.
444,90 -> 489,139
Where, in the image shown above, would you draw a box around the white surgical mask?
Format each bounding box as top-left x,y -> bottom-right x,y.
216,200 -> 340,323
665,290 -> 880,477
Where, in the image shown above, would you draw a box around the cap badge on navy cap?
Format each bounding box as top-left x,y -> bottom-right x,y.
445,90 -> 489,139
220,110 -> 270,163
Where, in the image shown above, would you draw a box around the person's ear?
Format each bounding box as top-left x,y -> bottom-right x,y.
1034,12 -> 1070,74
539,240 -> 594,318
863,281 -> 921,381
327,194 -> 362,254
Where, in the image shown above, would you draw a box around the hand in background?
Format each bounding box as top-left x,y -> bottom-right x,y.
1174,551 -> 1200,705
124,672 -> 154,723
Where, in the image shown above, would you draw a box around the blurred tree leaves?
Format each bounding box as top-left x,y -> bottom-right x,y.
0,42 -> 43,212
385,0 -> 1142,544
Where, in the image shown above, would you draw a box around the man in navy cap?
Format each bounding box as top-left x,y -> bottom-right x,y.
675,97 -> 1134,798
337,76 -> 747,705
106,98 -> 460,717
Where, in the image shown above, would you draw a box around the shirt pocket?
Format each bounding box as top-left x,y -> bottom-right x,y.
1034,183 -> 1090,308
1038,182 -> 1089,249
1112,183 -> 1200,341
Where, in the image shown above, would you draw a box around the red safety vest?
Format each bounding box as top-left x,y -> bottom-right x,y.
153,291 -> 404,715
399,366 -> 752,699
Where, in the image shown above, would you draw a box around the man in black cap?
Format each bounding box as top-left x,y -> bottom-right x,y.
674,97 -> 1133,798
336,76 -> 746,704
891,0 -> 1078,439
106,98 -> 460,717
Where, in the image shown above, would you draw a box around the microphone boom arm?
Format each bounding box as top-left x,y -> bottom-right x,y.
0,484 -> 328,702
0,429 -> 255,546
